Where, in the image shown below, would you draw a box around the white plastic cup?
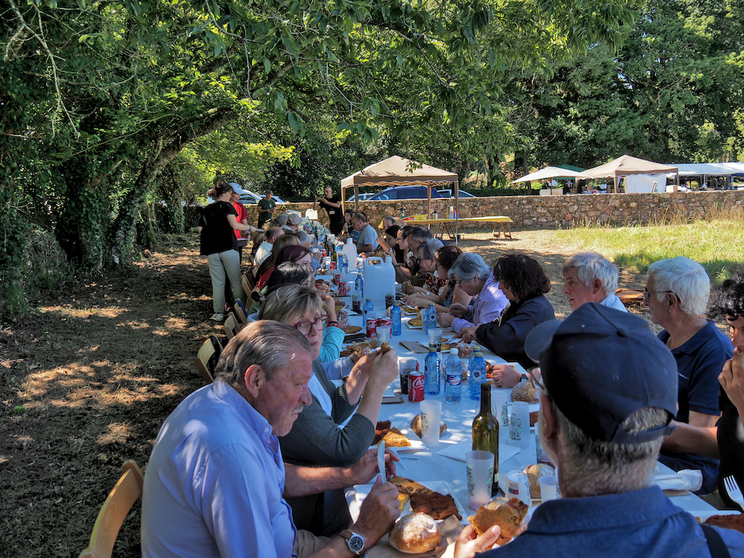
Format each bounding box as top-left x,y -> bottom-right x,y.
539,476 -> 558,502
466,450 -> 495,510
492,389 -> 510,441
509,401 -> 530,448
420,400 -> 442,447
506,470 -> 531,506
378,325 -> 391,343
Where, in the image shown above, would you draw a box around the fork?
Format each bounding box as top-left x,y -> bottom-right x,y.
724,476 -> 744,512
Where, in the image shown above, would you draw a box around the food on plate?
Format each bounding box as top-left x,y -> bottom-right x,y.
704,513 -> 744,534
389,476 -> 433,496
511,378 -> 539,403
380,341 -> 392,355
523,463 -> 555,499
397,493 -> 411,512
343,325 -> 362,334
388,513 -> 442,554
457,343 -> 473,359
410,491 -> 462,521
372,424 -> 412,447
410,414 -> 448,438
339,340 -> 379,358
441,343 -> 452,352
409,318 -> 423,327
468,497 -> 529,545
403,305 -> 418,314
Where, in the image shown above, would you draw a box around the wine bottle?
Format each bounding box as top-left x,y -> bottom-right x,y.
472,382 -> 499,495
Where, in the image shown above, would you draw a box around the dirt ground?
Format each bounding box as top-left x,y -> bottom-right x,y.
0,229 -> 650,558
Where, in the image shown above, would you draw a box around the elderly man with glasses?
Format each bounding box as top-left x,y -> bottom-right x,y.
645,257 -> 733,493
438,253 -> 508,332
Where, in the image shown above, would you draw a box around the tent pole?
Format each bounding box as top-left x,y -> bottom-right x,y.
341,185 -> 346,214
454,181 -> 459,245
427,182 -> 432,219
354,185 -> 359,212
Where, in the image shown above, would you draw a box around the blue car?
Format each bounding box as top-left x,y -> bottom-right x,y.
368,186 -> 444,201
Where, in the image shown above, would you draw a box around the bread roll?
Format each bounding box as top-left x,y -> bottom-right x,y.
410,414 -> 448,438
523,463 -> 555,499
388,513 -> 441,554
510,378 -> 538,403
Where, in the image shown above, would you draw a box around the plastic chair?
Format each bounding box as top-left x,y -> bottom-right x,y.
234,300 -> 248,325
194,336 -> 222,383
78,460 -> 144,558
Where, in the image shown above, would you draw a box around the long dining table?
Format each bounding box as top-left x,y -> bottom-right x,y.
330,289 -> 734,556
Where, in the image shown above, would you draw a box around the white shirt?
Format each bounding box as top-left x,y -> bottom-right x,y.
254,241 -> 273,265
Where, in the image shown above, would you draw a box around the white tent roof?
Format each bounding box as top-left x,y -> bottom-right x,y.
672,162 -> 744,176
512,166 -> 590,183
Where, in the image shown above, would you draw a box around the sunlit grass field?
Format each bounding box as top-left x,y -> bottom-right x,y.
555,218 -> 744,282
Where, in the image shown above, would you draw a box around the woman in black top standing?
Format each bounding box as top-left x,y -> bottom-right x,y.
315,185 -> 344,234
199,182 -> 255,321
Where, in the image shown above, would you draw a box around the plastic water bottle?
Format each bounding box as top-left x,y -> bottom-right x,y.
363,298 -> 374,323
469,344 -> 481,370
339,253 -> 348,274
423,302 -> 437,334
445,348 -> 462,404
425,346 -> 441,395
391,301 -> 402,337
469,352 -> 487,401
355,274 -> 364,299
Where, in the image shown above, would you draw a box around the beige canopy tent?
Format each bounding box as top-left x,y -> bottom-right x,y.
340,156 -> 459,218
582,155 -> 679,192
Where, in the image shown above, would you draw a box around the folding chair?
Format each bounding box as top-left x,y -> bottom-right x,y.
224,312 -> 244,340
194,335 -> 222,383
78,460 -> 144,558
234,300 -> 248,325
243,273 -> 256,297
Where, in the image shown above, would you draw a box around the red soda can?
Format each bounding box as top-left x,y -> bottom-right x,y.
409,366 -> 424,402
321,248 -> 327,259
366,316 -> 377,338
339,281 -> 348,297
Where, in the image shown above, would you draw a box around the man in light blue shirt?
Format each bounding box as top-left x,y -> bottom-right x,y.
141,321 -> 400,558
561,251 -> 628,312
352,213 -> 378,253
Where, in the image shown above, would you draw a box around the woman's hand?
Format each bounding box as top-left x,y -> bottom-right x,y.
452,525 -> 501,558
321,293 -> 337,321
448,302 -> 470,318
438,312 -> 456,328
337,309 -> 349,330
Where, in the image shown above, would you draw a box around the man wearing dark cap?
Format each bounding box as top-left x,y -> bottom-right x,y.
452,304 -> 744,558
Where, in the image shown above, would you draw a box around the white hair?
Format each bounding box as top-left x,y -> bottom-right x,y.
449,253 -> 491,282
562,252 -> 619,296
648,257 -> 710,317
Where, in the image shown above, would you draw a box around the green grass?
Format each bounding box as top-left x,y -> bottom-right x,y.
555,219 -> 744,282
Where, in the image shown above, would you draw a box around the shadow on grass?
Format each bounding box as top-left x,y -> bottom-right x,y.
614,252 -> 743,282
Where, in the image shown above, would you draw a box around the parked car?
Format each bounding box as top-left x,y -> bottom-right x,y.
206,185 -> 285,205
436,189 -> 476,198
347,193 -> 374,202
368,186 -> 444,201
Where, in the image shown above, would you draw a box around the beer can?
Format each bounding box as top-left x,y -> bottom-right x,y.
409,366 -> 424,402
366,316 -> 377,339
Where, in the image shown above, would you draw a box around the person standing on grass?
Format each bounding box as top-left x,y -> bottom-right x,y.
315,186 -> 344,235
257,190 -> 276,229
228,183 -> 250,262
199,182 -> 255,322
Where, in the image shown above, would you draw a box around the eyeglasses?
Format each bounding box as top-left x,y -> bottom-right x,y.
643,288 -> 674,299
293,314 -> 329,335
454,277 -> 471,285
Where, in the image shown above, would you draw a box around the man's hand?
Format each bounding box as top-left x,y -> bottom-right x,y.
720,349 -> 744,417
490,364 -> 521,388
453,525 -> 501,558
448,303 -> 470,318
438,312 -> 456,328
353,477 -> 401,548
348,447 -> 399,485
456,326 -> 478,343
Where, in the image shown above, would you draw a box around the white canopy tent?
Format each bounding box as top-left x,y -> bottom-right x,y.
669,163 -> 744,189
512,166 -> 591,183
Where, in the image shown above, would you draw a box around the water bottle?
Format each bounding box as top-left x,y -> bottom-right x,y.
391,301 -> 402,337
340,253 -> 348,274
423,302 -> 437,334
425,346 -> 441,395
355,274 -> 364,299
469,344 -> 481,370
445,348 -> 462,404
469,352 -> 487,401
363,298 -> 374,323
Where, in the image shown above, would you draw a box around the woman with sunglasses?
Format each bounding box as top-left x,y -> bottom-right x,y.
458,254 -> 555,374
258,284 -> 399,535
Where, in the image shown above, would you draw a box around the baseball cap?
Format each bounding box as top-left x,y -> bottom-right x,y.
229,182 -> 247,194
287,214 -> 302,226
525,303 -> 678,444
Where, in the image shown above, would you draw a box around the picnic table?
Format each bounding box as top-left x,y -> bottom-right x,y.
404,216 -> 513,240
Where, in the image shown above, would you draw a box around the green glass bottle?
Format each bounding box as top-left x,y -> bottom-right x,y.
472,382 -> 499,495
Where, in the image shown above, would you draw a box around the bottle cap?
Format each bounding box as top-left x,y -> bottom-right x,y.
428,345 -> 436,352
393,300 -> 401,306
450,348 -> 458,355
475,352 -> 483,357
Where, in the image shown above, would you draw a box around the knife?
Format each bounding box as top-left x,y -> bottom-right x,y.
378,440 -> 386,483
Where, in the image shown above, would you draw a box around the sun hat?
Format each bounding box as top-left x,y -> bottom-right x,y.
525,303 -> 678,444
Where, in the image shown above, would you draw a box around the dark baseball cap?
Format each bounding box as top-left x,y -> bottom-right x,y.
525,303 -> 678,444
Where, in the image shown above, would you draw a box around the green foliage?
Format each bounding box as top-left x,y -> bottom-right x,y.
0,189 -> 29,317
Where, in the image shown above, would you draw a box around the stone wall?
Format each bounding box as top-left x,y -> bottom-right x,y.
241,190 -> 744,230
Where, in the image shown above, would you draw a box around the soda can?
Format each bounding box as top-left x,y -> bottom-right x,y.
339,281 -> 348,296
366,316 -> 377,339
409,367 -> 425,402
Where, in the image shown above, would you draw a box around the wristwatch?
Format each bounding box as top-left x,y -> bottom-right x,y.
339,529 -> 365,556
520,373 -> 529,382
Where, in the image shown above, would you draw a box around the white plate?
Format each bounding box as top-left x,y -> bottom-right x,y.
348,480 -> 469,525
405,320 -> 422,330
